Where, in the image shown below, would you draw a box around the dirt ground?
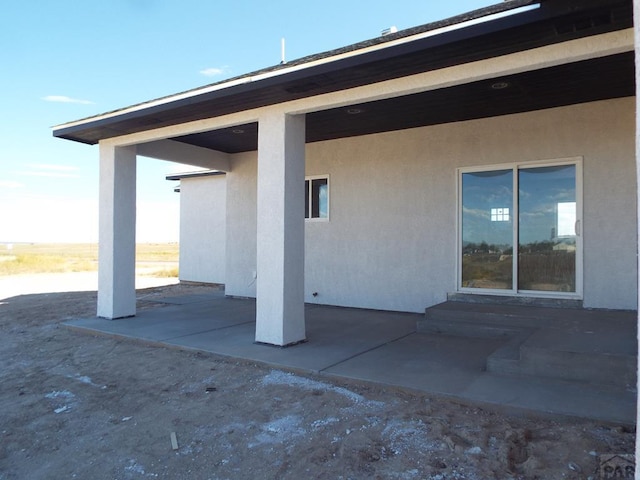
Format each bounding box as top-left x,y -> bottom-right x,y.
0,283 -> 635,480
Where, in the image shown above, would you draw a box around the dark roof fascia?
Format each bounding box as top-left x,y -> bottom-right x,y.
52,1 -> 540,144
166,170 -> 226,181
53,0 -> 630,145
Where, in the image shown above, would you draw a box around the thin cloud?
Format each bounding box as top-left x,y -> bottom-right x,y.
15,164 -> 80,179
16,171 -> 80,179
42,95 -> 94,105
0,180 -> 23,189
199,66 -> 229,77
28,163 -> 79,172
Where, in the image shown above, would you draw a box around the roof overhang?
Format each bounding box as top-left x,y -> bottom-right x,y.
166,170 -> 226,181
53,0 -> 634,153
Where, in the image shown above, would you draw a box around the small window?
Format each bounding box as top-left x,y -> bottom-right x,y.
305,176 -> 329,220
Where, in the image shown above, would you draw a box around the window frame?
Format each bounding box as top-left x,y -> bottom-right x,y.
456,157 -> 583,298
305,174 -> 330,222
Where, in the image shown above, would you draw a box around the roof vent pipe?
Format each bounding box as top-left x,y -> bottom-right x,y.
381,26 -> 398,36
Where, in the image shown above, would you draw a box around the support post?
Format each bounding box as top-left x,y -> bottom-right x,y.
97,143 -> 137,319
255,111 -> 306,346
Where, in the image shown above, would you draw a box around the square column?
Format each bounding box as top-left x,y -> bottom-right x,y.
97,143 -> 137,319
255,111 -> 306,346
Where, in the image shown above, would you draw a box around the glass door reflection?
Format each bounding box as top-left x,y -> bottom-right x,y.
461,170 -> 513,289
518,165 -> 576,292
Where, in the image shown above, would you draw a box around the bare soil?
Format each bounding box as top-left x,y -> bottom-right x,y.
0,283 -> 634,479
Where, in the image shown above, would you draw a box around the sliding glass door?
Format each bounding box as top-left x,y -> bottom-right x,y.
461,169 -> 514,289
460,161 -> 580,295
518,165 -> 577,292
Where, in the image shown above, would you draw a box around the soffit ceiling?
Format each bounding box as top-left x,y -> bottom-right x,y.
54,0 -> 634,153
173,52 -> 634,153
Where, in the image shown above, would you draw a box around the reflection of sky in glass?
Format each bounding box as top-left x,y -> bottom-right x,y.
463,166 -> 576,246
462,170 -> 513,247
318,184 -> 328,218
518,165 -> 575,244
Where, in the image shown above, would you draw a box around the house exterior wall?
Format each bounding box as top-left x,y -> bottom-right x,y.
224,97 -> 637,312
178,174 -> 226,284
225,152 -> 258,298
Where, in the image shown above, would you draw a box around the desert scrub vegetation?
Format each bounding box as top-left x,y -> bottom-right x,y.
0,243 -> 178,276
0,253 -> 96,275
149,266 -> 180,278
135,243 -> 180,262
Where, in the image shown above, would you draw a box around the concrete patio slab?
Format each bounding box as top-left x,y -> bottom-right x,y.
170,305 -> 418,371
63,293 -> 636,424
142,292 -> 226,305
67,296 -> 255,342
524,326 -> 637,356
462,374 -> 636,425
325,331 -> 635,424
324,333 -> 506,395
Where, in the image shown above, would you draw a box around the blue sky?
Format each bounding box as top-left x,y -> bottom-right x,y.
1,0 -> 494,243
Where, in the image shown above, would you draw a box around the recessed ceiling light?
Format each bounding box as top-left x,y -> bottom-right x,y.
232,129 -> 245,134
491,81 -> 510,90
346,108 -> 363,115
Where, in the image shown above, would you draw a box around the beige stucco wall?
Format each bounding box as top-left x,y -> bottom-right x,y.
178,175 -> 226,284
225,97 -> 637,311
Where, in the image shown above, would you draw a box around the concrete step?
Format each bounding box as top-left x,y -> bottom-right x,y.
446,292 -> 583,309
419,300 -> 637,389
517,328 -> 636,388
421,300 -> 607,330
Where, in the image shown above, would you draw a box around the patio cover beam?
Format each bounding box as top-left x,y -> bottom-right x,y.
136,139 -> 231,171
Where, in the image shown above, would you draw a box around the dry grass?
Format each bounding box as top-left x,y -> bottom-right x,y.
148,266 -> 180,278
135,243 -> 180,263
0,254 -> 95,276
0,243 -> 179,276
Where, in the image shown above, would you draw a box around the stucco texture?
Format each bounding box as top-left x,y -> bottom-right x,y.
223,98 -> 636,312
179,175 -> 226,284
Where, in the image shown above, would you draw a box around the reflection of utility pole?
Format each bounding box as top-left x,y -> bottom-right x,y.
550,227 -> 556,240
